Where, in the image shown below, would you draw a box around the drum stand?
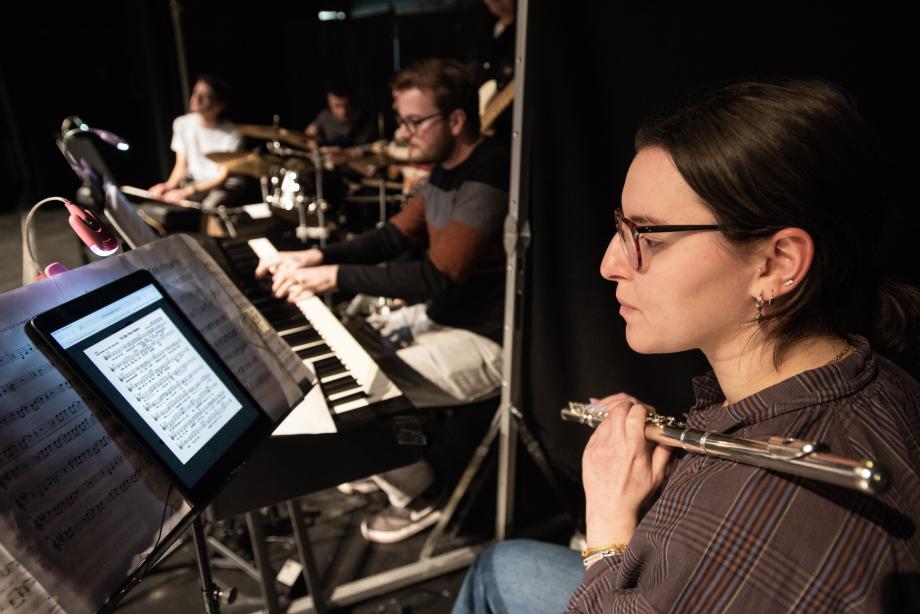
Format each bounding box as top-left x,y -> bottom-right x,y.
304,149 -> 330,248
376,173 -> 387,228
264,142 -> 331,247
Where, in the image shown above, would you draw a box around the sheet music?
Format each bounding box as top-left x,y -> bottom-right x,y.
84,309 -> 241,464
0,290 -> 186,613
0,544 -> 62,613
0,234 -> 309,612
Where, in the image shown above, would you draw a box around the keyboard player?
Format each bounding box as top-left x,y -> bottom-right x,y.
256,58 -> 509,544
148,75 -> 244,211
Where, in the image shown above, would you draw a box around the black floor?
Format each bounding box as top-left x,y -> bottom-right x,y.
113,487 -> 474,614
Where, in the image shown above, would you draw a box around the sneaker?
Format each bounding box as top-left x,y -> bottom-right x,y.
360,503 -> 442,544
336,479 -> 381,495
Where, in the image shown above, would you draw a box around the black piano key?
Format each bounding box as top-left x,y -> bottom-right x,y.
296,344 -> 332,359
322,375 -> 362,394
282,329 -> 322,346
260,303 -> 304,321
313,357 -> 346,375
267,313 -> 311,330
329,391 -> 369,408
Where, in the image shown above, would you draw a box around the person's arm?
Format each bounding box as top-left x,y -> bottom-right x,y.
564,403 -> 907,612
336,258 -> 450,302
163,165 -> 229,203
149,151 -> 188,197
321,222 -> 414,265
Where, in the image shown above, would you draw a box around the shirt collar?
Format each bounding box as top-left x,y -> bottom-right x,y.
686,336 -> 876,432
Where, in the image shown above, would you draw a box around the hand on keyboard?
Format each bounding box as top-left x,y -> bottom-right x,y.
163,186 -> 196,204
255,248 -> 324,279
272,264 -> 339,300
148,182 -> 170,199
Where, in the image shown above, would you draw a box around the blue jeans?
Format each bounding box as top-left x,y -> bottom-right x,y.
452,540 -> 584,614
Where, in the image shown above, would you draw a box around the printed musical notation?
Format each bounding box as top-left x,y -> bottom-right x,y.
84,308 -> 241,464
0,362 -> 54,397
0,234 -> 304,612
0,345 -> 36,371
0,546 -> 63,613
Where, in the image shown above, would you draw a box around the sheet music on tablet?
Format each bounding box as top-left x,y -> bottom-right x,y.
69,293 -> 244,464
0,234 -> 311,613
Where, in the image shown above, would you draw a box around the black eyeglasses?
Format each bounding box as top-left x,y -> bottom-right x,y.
395,111 -> 445,135
614,207 -> 721,271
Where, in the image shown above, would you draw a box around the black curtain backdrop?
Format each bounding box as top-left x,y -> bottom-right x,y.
0,1 -> 496,211
519,1 -> 919,507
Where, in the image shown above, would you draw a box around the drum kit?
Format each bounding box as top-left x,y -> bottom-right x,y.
207,122 -> 407,245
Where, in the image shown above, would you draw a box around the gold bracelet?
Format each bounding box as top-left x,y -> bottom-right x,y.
582,546 -> 627,569
581,543 -> 628,558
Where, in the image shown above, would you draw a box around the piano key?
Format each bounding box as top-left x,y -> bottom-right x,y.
331,397 -> 371,413
278,324 -> 314,337
211,236 -> 410,419
282,330 -> 322,346
321,375 -> 361,394
320,371 -> 352,384
295,345 -> 333,360
327,388 -> 366,403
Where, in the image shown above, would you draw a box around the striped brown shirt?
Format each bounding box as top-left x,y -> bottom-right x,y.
567,336 -> 920,613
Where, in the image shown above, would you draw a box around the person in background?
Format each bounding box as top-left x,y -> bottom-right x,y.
305,83 -> 379,150
257,58 -> 510,545
148,75 -> 243,209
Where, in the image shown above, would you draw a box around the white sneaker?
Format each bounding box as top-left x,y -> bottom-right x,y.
359,503 -> 442,544
336,479 -> 381,495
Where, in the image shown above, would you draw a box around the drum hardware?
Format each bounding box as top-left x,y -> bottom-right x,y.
360,177 -> 405,192
343,195 -> 406,203
265,141 -> 315,164
305,148 -> 330,246
206,150 -> 279,178
232,122 -> 317,150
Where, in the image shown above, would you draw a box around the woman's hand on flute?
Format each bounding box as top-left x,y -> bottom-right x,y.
582,393 -> 672,548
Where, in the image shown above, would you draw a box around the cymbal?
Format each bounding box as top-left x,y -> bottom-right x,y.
206,150 -> 275,178
233,123 -> 316,150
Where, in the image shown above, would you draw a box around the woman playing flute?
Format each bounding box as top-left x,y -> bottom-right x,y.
452,79 -> 920,613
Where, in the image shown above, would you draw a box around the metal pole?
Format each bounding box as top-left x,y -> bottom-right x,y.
496,0 -> 529,541
169,0 -> 191,112
191,516 -> 222,614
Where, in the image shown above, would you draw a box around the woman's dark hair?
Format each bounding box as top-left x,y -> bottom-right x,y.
636,79 -> 920,373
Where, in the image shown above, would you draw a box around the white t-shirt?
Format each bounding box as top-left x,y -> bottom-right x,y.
170,113 -> 242,183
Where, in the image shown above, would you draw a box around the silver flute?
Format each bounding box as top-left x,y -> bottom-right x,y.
561,402 -> 887,495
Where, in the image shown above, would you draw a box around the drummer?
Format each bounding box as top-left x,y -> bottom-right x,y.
305,82 -> 379,151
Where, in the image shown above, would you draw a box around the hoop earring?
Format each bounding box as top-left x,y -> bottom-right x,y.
754,293 -> 765,325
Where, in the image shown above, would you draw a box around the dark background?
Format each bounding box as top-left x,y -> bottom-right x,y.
2,1 -> 917,520
519,1 -> 920,497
